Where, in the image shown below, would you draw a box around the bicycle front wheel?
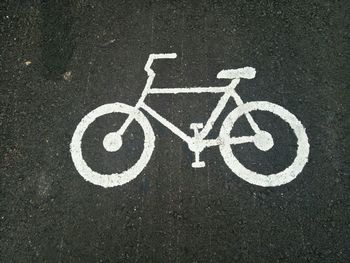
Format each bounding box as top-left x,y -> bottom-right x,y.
70,102 -> 155,188
219,101 -> 309,187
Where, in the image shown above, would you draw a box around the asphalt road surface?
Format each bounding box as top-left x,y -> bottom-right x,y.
1,0 -> 349,262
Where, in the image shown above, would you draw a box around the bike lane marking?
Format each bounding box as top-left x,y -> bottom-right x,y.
70,54 -> 310,188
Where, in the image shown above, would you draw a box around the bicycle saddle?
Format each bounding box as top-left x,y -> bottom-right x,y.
217,67 -> 256,79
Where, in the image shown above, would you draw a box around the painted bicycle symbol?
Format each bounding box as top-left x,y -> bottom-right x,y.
71,53 -> 309,188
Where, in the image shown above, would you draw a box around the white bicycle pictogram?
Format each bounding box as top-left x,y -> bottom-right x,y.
71,53 -> 309,188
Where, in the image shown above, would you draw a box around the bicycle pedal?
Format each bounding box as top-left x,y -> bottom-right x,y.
190,123 -> 204,131
192,161 -> 206,168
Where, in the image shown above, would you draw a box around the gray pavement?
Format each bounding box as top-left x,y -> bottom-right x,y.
1,0 -> 349,262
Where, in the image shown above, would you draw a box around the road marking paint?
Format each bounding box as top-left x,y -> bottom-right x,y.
71,53 -> 309,187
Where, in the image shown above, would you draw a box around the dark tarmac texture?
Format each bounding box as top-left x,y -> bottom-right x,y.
1,0 -> 350,262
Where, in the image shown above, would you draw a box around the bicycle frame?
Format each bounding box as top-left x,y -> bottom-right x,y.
117,53 -> 260,151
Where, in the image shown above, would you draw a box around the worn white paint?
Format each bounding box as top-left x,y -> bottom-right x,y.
70,53 -> 310,188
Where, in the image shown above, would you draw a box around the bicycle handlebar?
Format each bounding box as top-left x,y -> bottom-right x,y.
151,53 -> 177,60
145,53 -> 177,76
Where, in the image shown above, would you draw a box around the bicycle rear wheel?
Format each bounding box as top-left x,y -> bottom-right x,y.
219,101 -> 309,187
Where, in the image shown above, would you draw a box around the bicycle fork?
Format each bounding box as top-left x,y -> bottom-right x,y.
103,66 -> 156,152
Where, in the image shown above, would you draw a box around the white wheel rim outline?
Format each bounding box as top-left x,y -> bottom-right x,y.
70,103 -> 155,188
219,101 -> 309,187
